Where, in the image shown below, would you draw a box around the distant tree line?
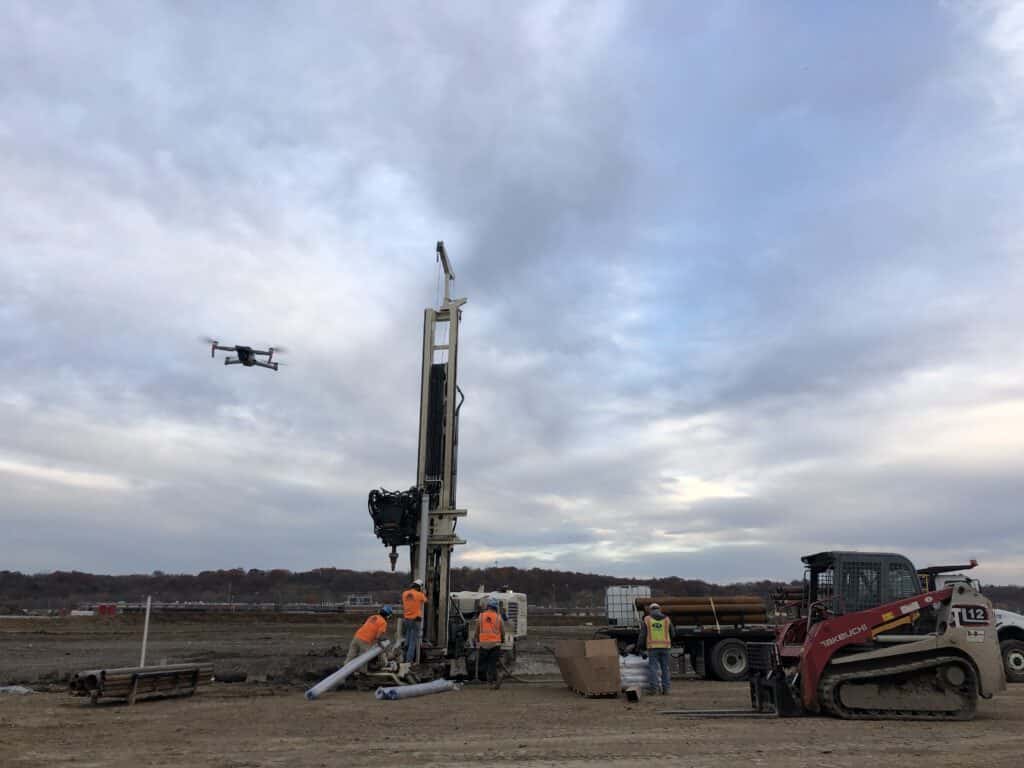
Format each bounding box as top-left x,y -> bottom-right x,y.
1,566 -> 1021,612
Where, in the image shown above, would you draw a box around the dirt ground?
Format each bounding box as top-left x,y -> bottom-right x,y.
2,616 -> 1022,767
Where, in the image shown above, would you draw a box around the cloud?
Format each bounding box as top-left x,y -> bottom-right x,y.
1,2 -> 1023,586
0,456 -> 133,492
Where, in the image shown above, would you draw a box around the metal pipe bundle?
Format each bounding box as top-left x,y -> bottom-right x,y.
636,596 -> 765,608
374,678 -> 459,700
635,596 -> 767,625
305,640 -> 390,700
69,663 -> 213,704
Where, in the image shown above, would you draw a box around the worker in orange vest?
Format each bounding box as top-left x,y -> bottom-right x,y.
639,602 -> 674,694
344,605 -> 393,672
401,578 -> 429,663
476,597 -> 505,689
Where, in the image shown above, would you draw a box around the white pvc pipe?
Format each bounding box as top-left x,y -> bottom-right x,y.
139,595 -> 152,667
375,678 -> 458,700
305,640 -> 390,700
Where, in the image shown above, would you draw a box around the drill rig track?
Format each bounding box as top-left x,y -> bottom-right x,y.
819,654 -> 979,720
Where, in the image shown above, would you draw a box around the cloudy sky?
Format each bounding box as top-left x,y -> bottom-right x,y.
2,2 -> 1023,584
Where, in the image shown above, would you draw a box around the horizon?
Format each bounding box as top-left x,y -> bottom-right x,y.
4,561 -> 1021,590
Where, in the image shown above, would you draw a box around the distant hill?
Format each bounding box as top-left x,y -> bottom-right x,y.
2,566 -> 1022,612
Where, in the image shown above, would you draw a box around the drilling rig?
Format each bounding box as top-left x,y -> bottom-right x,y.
367,242 -> 526,678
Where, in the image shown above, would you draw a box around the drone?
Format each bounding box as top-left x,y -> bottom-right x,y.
203,338 -> 284,371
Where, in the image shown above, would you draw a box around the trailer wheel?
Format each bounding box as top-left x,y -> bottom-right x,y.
709,638 -> 749,682
1001,639 -> 1024,683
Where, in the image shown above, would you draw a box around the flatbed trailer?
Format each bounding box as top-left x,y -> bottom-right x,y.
596,623 -> 776,681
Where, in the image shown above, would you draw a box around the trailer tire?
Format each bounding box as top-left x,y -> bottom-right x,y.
1001,639 -> 1024,683
709,638 -> 749,682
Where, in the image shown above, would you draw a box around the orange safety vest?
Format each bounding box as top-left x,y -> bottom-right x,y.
644,615 -> 672,649
355,614 -> 387,644
478,609 -> 503,644
402,589 -> 427,620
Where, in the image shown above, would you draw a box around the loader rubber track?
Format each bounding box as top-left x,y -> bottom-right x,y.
819,655 -> 979,721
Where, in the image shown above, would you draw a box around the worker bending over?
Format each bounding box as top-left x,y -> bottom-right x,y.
401,578 -> 429,663
476,597 -> 505,689
639,602 -> 674,694
345,605 -> 393,672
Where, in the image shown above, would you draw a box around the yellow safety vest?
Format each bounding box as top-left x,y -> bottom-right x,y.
645,615 -> 671,649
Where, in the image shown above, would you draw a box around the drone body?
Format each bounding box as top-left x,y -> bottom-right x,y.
206,339 -> 282,371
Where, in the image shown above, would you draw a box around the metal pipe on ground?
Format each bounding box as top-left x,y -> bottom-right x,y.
70,664 -> 213,695
305,640 -> 390,700
69,663 -> 214,704
374,678 -> 459,700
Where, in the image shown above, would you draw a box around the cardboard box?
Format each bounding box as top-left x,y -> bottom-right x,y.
554,638 -> 621,697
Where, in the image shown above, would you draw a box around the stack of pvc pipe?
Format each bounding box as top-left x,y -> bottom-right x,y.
619,654 -> 649,689
635,596 -> 767,625
375,678 -> 459,700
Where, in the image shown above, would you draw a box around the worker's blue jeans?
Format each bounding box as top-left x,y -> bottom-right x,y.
647,649 -> 671,693
403,618 -> 421,663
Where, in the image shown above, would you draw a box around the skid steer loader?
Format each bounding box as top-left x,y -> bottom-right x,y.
745,552 -> 1006,720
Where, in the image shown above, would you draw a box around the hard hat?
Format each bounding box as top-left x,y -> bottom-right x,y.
379,605 -> 393,617
487,597 -> 500,609
648,602 -> 661,611
412,578 -> 424,588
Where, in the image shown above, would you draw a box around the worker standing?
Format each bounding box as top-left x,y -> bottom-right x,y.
639,602 -> 674,694
476,597 -> 505,689
401,578 -> 429,663
344,605 -> 393,672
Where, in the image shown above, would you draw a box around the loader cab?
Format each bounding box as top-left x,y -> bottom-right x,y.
802,551 -> 921,617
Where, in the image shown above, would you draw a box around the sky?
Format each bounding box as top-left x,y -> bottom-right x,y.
2,2 -> 1023,585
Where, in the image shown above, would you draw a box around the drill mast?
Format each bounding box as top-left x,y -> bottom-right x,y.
366,241 -> 466,654
413,241 -> 467,651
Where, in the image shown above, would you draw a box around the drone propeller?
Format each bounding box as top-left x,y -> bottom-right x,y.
200,336 -> 220,357
269,345 -> 288,354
